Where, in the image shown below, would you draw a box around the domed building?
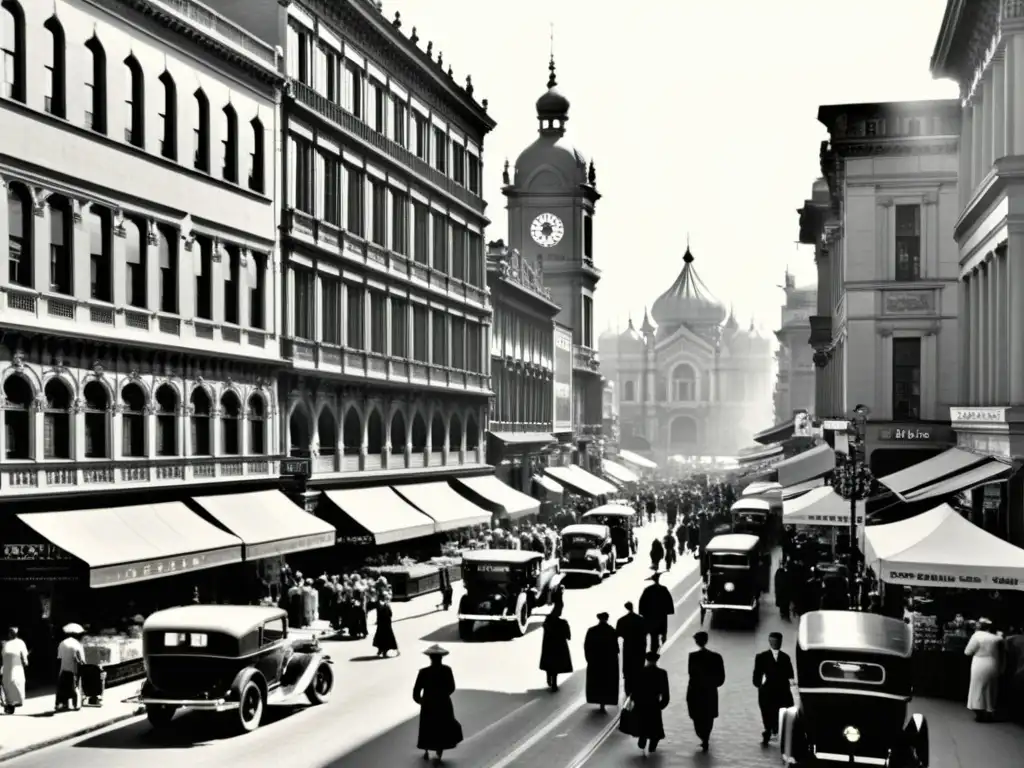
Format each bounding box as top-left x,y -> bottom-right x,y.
598,247 -> 775,462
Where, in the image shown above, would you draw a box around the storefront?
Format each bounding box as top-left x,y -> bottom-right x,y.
544,465 -> 618,501
486,431 -> 557,495
864,421 -> 955,515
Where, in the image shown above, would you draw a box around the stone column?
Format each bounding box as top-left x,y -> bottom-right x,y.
1012,35 -> 1024,156
993,56 -> 1007,160
970,271 -> 981,403
110,405 -> 122,461
959,278 -> 971,405
31,193 -> 50,293
987,256 -> 998,403
960,108 -> 974,211
1008,235 -> 1024,403
972,100 -> 985,196
73,201 -> 93,303
145,222 -> 159,313
978,262 -> 989,403
112,212 -> 128,311
313,272 -> 324,342
179,236 -> 196,324
982,72 -> 995,170
0,177 -> 8,293
997,247 -> 1009,403
238,249 -> 251,330
210,241 -> 225,324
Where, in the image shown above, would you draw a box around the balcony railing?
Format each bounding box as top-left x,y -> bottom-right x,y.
488,421 -> 553,434
294,446 -> 485,477
572,344 -> 600,373
290,81 -> 484,213
1,456 -> 282,496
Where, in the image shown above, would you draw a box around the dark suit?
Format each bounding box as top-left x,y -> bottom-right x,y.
686,647 -> 725,746
752,649 -> 795,738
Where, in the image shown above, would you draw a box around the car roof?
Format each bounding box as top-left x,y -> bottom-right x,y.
705,533 -> 760,552
583,505 -> 634,517
797,611 -> 914,657
462,549 -> 544,564
143,604 -> 287,636
561,523 -> 609,538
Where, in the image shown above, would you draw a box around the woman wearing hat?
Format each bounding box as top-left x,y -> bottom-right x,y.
413,645 -> 463,764
373,594 -> 399,658
539,605 -> 573,691
965,618 -> 1004,721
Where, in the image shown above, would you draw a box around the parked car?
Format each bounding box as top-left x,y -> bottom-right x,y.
139,605 -> 333,733
458,549 -> 563,639
559,523 -> 616,582
780,610 -> 928,767
581,504 -> 639,563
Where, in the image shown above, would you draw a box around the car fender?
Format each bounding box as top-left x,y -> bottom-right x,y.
778,705 -> 802,764
140,678 -> 159,699
284,651 -> 328,694
229,666 -> 266,703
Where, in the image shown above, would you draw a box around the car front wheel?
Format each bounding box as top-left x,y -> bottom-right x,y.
236,680 -> 264,733
512,597 -> 529,637
306,662 -> 334,705
146,704 -> 176,728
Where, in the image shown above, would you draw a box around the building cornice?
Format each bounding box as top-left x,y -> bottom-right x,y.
831,136 -> 959,159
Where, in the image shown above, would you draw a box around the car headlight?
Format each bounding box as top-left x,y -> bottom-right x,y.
724,582 -> 735,592
843,726 -> 861,743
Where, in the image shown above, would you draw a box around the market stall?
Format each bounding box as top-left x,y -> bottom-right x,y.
781,486 -> 865,565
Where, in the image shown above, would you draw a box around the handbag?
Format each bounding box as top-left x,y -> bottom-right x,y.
618,699 -> 638,737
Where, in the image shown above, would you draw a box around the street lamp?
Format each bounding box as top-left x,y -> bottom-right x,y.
845,405 -> 871,582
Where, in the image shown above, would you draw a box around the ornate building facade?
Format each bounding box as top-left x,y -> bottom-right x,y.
599,248 -> 774,463
773,271 -> 816,422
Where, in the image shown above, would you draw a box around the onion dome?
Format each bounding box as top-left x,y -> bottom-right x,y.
639,308 -> 656,336
536,59 -> 570,119
617,317 -> 646,351
650,246 -> 727,336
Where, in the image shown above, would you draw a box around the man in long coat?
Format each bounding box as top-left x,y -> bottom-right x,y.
639,572 -> 675,652
774,562 -> 791,620
752,631 -> 795,744
623,651 -> 670,755
616,601 -> 646,698
584,612 -> 620,711
686,631 -> 725,752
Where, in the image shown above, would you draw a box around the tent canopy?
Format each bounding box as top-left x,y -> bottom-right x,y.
783,486 -> 864,527
742,481 -> 781,497
864,504 -> 1024,591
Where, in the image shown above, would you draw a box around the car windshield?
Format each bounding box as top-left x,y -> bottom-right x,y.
710,552 -> 750,569
564,534 -> 599,550
734,512 -> 765,524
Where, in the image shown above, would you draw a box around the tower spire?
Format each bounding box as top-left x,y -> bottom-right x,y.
547,23 -> 557,88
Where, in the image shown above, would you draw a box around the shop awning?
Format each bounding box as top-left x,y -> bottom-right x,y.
532,474 -> 564,498
783,486 -> 864,527
775,443 -> 835,487
754,420 -> 795,445
737,443 -> 785,465
901,460 -> 1012,503
17,504 -> 243,588
876,447 -> 988,498
602,459 -> 640,485
453,475 -> 540,520
781,477 -> 826,500
864,503 -> 1024,590
742,481 -> 782,497
731,498 -> 771,513
545,465 -> 619,498
488,431 -> 556,447
392,482 -> 491,532
616,449 -> 657,470
192,491 -> 336,560
321,488 -> 436,545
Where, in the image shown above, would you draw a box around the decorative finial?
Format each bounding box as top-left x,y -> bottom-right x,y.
426,41 -> 433,58
375,0 -> 382,11
465,75 -> 474,96
548,24 -> 557,89
410,27 -> 419,45
447,65 -> 453,78
502,159 -> 510,185
438,51 -> 444,68
392,11 -> 401,29
482,98 -> 488,111
588,159 -> 596,185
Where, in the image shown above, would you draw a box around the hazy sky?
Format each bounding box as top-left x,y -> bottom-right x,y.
384,0 -> 958,334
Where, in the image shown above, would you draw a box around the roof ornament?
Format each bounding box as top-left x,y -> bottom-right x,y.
410,27 -> 419,45
548,23 -> 557,88
447,65 -> 454,78
465,75 -> 474,96
588,159 -> 596,185
392,11 -> 401,29
426,41 -> 433,59
482,99 -> 489,111
502,159 -> 510,185
438,51 -> 444,68
683,233 -> 694,263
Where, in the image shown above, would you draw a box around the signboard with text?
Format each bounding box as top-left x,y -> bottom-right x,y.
880,564 -> 1023,591
870,423 -> 954,445
554,328 -> 573,432
90,546 -> 243,588
949,407 -> 1007,424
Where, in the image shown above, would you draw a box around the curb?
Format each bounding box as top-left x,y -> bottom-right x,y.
0,706 -> 146,764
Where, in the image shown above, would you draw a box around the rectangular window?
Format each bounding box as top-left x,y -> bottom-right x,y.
413,202 -> 429,264
346,166 -> 365,236
895,204 -> 921,281
391,191 -> 408,255
412,304 -> 428,362
892,337 -> 921,420
346,284 -> 364,349
158,225 -> 177,313
250,252 -> 266,328
294,138 -> 314,214
321,275 -> 341,344
89,211 -> 112,303
369,292 -> 386,354
323,48 -> 338,101
467,324 -> 481,372
346,63 -> 362,119
414,113 -> 428,160
392,98 -> 407,147
468,153 -> 480,195
584,216 -> 594,260
431,311 -> 447,365
292,268 -> 314,340
370,179 -> 387,246
224,245 -> 240,325
433,127 -> 447,173
372,82 -> 385,133
582,295 -> 594,348
431,213 -> 448,272
194,236 -> 212,320
390,297 -> 407,357
323,154 -> 341,226
292,25 -> 311,85
451,225 -> 466,281
452,143 -> 466,186
467,231 -> 482,287
49,206 -> 71,295
451,317 -> 466,369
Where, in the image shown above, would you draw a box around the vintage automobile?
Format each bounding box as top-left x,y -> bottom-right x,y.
559,523 -> 616,582
699,533 -> 764,625
581,504 -> 639,563
458,549 -> 563,640
139,605 -> 333,733
780,610 -> 928,767
730,497 -> 772,536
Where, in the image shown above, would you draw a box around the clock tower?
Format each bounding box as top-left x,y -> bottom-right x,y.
503,57 -> 601,348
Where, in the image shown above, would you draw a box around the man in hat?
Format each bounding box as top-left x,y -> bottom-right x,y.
638,571 -> 674,652
627,650 -> 670,755
686,630 -> 725,752
752,631 -> 795,744
616,602 -> 647,698
413,645 -> 463,764
774,561 -> 791,621
584,612 -> 620,712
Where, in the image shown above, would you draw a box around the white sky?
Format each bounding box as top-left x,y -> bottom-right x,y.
384,0 -> 958,334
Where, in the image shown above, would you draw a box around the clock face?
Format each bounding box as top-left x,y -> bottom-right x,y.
530,213 -> 565,248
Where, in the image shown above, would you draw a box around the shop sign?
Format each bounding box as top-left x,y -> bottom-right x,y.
950,407 -> 1007,424
337,535 -> 374,546
281,458 -> 311,476
874,424 -> 953,443
477,564 -> 510,572
553,329 -> 573,433
798,514 -> 864,525
2,543 -> 72,561
956,432 -> 1012,459
247,532 -> 336,560
885,569 -> 1021,589
822,420 -> 849,432
91,547 -> 242,588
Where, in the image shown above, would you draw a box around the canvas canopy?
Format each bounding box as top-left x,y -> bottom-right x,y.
782,486 -> 864,528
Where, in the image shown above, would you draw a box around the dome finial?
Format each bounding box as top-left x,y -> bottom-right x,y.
548,23 -> 557,88
683,233 -> 694,263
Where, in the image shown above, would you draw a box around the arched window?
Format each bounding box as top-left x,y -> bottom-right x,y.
84,36 -> 106,133
430,412 -> 445,452
623,380 -> 635,402
158,70 -> 176,160
288,403 -> 309,456
193,88 -> 209,172
43,15 -> 65,117
83,380 -> 108,458
221,104 -> 238,182
88,207 -> 112,302
366,409 -> 383,454
157,223 -> 177,313
123,217 -> 145,308
47,195 -> 71,295
669,416 -> 697,447
342,407 -> 360,455
410,413 -> 427,453
155,384 -> 178,456
7,181 -> 30,286
1,0 -> 25,102
123,54 -> 144,147
42,378 -> 71,459
672,363 -> 697,401
220,390 -> 241,455
390,410 -> 406,452
449,414 -> 463,453
247,394 -> 265,454
121,383 -> 146,457
190,387 -> 211,455
248,117 -> 264,192
317,407 -> 336,455
3,374 -> 32,458
465,413 -> 479,451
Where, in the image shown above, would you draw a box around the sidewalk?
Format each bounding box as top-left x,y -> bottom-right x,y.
0,623 -> 333,763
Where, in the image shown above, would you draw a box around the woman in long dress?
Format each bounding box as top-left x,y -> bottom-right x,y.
539,606 -> 572,691
2,627 -> 29,714
413,645 -> 463,764
373,597 -> 399,658
965,618 -> 1003,721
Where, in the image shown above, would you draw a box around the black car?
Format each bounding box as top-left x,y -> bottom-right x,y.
139,605 -> 333,733
699,533 -> 763,625
581,504 -> 639,563
780,611 -> 928,767
458,549 -> 563,639
559,523 -> 616,582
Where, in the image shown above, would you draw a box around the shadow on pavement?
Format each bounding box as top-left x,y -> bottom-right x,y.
320,688 -> 548,768
419,620 -> 542,644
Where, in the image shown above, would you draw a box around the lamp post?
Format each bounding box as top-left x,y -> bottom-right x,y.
845,404 -> 871,581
